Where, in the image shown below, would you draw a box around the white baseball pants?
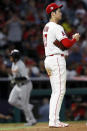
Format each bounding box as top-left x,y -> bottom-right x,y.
44,54 -> 66,125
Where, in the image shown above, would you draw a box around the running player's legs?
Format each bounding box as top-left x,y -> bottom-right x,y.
26,81 -> 32,105
20,82 -> 36,123
8,85 -> 21,109
27,82 -> 36,123
19,82 -> 32,108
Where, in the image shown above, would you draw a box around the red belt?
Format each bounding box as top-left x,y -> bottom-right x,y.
47,54 -> 64,57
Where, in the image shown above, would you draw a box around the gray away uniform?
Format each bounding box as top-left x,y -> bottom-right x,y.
8,60 -> 36,124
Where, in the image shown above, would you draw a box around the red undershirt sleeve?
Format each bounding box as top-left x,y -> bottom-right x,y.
61,38 -> 76,48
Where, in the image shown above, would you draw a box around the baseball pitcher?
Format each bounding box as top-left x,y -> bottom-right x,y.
8,49 -> 36,126
43,3 -> 80,128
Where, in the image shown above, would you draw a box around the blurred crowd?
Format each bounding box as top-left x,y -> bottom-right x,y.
66,95 -> 87,121
1,0 -> 87,123
0,0 -> 87,78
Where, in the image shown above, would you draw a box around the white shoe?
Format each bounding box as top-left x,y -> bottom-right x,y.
49,121 -> 69,128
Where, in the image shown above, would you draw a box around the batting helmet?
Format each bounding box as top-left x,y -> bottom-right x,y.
10,49 -> 20,62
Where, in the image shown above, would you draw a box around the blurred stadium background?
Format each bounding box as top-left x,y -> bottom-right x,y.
0,0 -> 87,125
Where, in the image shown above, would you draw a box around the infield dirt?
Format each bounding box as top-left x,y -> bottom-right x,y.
0,122 -> 87,131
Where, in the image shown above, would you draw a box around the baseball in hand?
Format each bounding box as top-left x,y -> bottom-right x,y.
72,33 -> 80,41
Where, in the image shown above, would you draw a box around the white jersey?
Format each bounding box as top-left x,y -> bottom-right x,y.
43,22 -> 68,56
12,60 -> 29,79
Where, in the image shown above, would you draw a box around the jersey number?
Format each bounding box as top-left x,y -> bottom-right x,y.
43,34 -> 47,47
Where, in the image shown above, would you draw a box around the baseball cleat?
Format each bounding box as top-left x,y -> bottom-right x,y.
24,122 -> 33,126
31,119 -> 37,125
49,121 -> 69,128
24,119 -> 37,126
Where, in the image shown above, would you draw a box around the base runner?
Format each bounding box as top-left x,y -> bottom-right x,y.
8,49 -> 36,126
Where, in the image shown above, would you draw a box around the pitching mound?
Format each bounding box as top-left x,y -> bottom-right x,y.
0,122 -> 87,131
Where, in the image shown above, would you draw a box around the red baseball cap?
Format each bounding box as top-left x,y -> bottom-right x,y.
46,3 -> 63,14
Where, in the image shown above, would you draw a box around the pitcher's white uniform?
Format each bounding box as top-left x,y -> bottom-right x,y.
8,59 -> 36,125
43,22 -> 68,126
